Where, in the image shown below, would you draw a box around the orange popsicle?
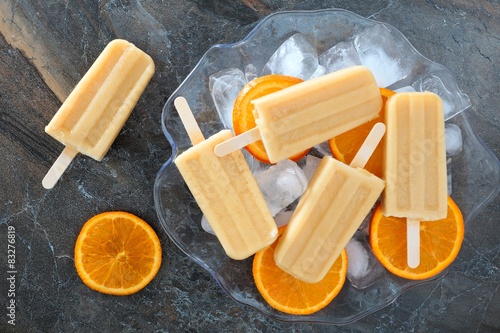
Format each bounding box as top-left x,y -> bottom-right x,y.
43,39 -> 155,189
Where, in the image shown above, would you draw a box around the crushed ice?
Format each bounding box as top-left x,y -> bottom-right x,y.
262,33 -> 320,80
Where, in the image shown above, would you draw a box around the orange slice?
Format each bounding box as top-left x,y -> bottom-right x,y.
369,197 -> 464,280
233,74 -> 308,164
329,88 -> 395,178
253,226 -> 348,315
74,211 -> 162,295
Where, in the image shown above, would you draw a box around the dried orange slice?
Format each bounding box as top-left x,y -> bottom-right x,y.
253,226 -> 348,315
233,74 -> 308,163
329,88 -> 395,178
74,211 -> 162,295
369,197 -> 464,280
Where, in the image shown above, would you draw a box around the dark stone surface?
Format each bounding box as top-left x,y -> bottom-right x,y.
0,0 -> 498,332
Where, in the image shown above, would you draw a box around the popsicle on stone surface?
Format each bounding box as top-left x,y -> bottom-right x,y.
215,66 -> 382,163
173,97 -> 278,260
274,123 -> 386,284
382,92 -> 447,268
43,39 -> 155,189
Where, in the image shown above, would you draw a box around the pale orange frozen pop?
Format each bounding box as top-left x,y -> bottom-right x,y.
382,92 -> 447,268
43,39 -> 155,189
215,66 -> 382,163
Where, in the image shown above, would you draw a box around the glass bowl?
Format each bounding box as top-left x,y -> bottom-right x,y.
153,9 -> 500,324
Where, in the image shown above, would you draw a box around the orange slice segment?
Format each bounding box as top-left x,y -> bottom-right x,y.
253,226 -> 348,315
74,211 -> 162,295
233,74 -> 308,164
369,197 -> 464,280
329,88 -> 395,178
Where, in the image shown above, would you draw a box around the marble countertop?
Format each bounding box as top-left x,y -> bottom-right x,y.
1,0 -> 498,332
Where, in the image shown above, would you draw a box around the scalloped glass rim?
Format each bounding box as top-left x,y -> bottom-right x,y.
154,9 -> 500,325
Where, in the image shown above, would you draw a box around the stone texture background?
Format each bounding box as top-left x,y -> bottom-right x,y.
0,0 -> 498,332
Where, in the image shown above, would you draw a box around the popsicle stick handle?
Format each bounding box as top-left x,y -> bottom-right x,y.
349,122 -> 386,169
174,96 -> 205,145
42,146 -> 78,189
214,127 -> 262,157
407,218 -> 421,268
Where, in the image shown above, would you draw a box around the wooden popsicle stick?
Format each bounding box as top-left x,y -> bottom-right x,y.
174,96 -> 205,145
214,127 -> 261,157
42,146 -> 78,189
215,121 -> 386,162
407,218 -> 421,268
349,122 -> 386,169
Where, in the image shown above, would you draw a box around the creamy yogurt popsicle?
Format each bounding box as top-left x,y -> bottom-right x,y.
43,39 -> 155,189
173,97 -> 278,260
382,92 -> 447,268
274,123 -> 386,283
215,66 -> 383,163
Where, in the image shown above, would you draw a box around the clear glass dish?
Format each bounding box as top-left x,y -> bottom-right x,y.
153,9 -> 500,324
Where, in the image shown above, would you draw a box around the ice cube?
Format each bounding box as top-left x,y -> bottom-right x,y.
310,64 -> 327,79
412,70 -> 471,120
354,24 -> 411,87
394,86 -> 416,93
256,159 -> 308,216
319,41 -> 361,73
346,237 -> 385,289
243,148 -> 268,176
302,155 -> 322,181
274,210 -> 294,228
201,215 -> 215,235
262,33 -> 319,80
445,123 -> 463,156
245,63 -> 258,83
209,68 -> 246,129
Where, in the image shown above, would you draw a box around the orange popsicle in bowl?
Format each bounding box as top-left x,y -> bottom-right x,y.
382,92 -> 448,268
274,123 -> 386,283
